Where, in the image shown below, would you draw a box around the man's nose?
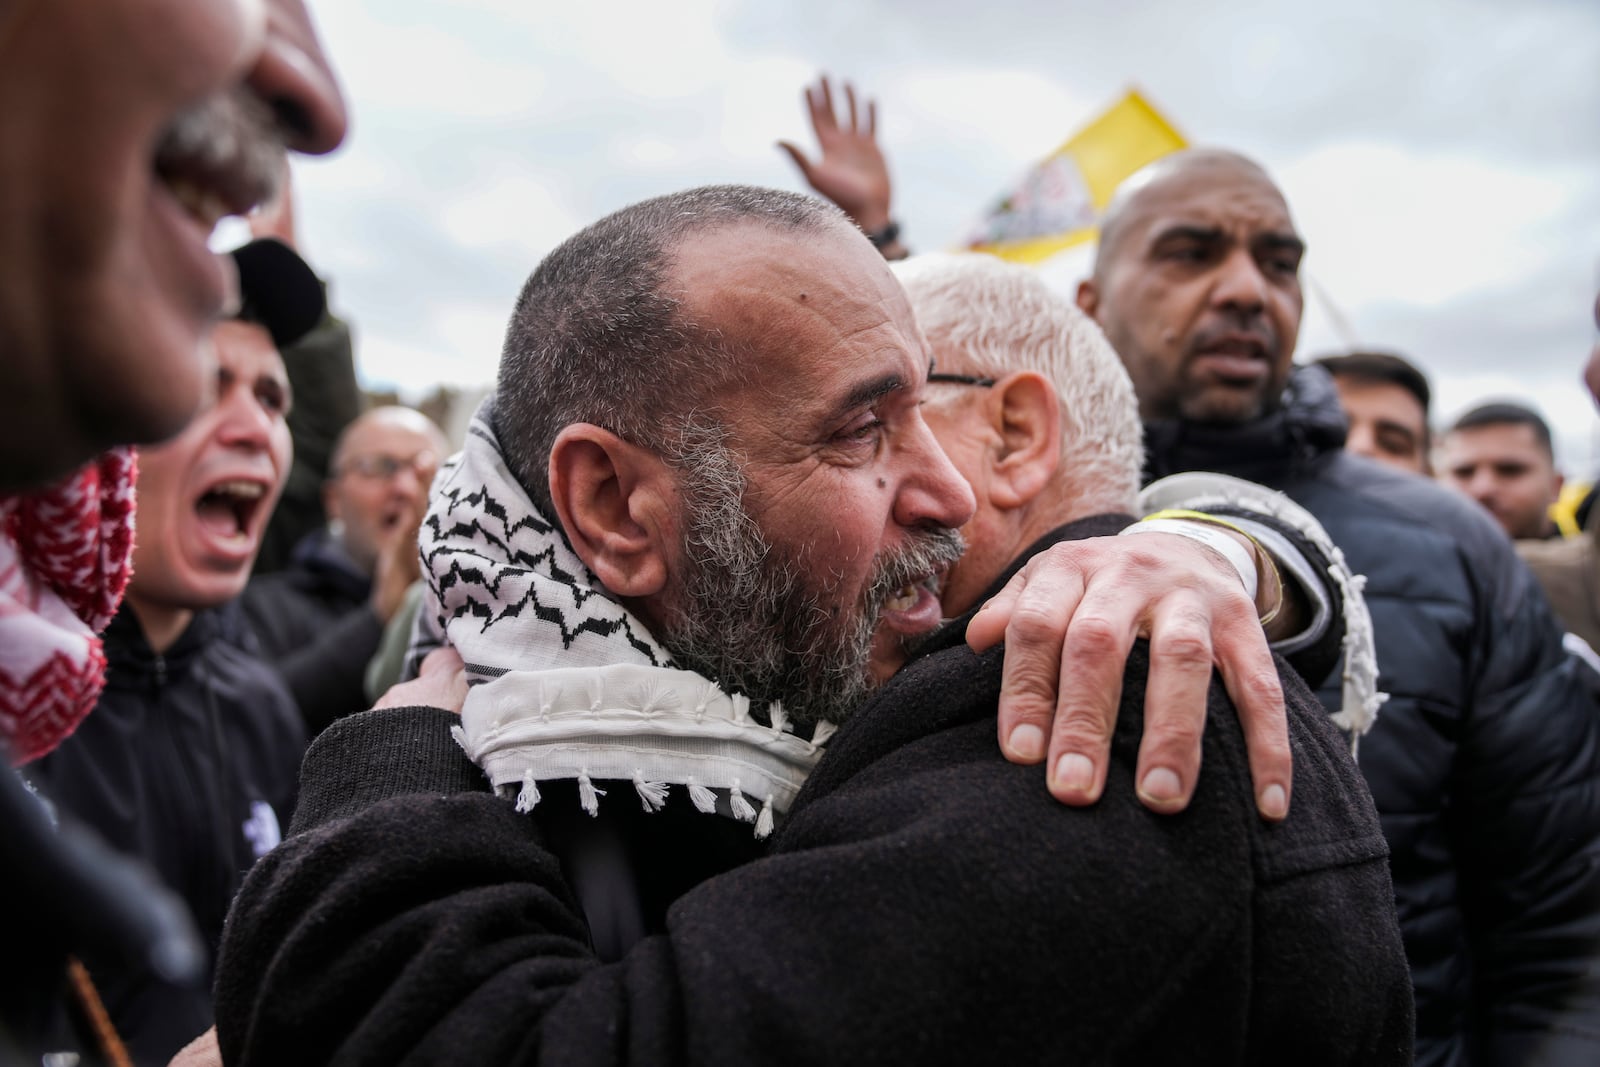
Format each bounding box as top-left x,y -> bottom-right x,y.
1211,248 -> 1269,313
390,463 -> 427,500
1345,422 -> 1379,462
249,0 -> 348,155
218,392 -> 277,451
1467,468 -> 1500,501
894,416 -> 976,532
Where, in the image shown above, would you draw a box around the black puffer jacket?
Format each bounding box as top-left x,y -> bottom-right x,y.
1146,364 -> 1600,1067
25,605 -> 305,1066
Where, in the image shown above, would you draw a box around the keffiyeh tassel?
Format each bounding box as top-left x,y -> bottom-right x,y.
633,771 -> 669,813
515,770 -> 541,813
577,770 -> 605,816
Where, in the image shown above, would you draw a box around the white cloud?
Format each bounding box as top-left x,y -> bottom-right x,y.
1280,143 -> 1584,309
438,174 -> 586,253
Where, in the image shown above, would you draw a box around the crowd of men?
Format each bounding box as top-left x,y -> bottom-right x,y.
2,6 -> 1598,1067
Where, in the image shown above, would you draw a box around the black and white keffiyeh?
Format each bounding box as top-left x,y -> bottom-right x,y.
420,397 -> 826,838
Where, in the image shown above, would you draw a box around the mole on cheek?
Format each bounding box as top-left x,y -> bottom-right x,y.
877,478 -> 886,489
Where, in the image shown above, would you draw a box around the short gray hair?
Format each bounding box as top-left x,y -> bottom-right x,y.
495,184 -> 848,514
893,252 -> 1143,513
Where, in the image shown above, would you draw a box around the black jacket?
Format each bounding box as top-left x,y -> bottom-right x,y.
1146,364 -> 1600,1067
241,527 -> 382,735
25,605 -> 305,1066
213,515 -> 1412,1065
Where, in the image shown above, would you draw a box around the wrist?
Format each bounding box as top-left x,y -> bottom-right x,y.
1121,518 -> 1258,601
853,205 -> 892,233
865,219 -> 901,250
1122,510 -> 1286,629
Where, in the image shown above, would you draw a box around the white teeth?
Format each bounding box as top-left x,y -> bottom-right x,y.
210,480 -> 265,499
164,176 -> 230,230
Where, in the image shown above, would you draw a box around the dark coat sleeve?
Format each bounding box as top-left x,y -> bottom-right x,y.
274,606 -> 384,735
240,578 -> 384,735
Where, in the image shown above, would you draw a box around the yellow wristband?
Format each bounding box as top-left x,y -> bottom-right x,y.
1138,509 -> 1285,627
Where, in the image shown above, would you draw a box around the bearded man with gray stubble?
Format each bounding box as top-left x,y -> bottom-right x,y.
211,186 -> 1390,1064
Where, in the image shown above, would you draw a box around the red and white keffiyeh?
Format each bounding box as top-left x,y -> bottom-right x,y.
0,448 -> 137,765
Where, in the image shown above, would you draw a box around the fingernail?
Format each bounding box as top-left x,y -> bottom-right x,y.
1008,724 -> 1045,761
1260,784 -> 1288,821
1138,767 -> 1183,807
1054,753 -> 1095,795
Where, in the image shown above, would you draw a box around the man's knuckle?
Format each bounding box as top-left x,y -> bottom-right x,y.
1239,667 -> 1286,706
1065,615 -> 1123,657
1150,715 -> 1206,751
1052,715 -> 1113,747
1006,604 -> 1065,643
1152,627 -> 1213,664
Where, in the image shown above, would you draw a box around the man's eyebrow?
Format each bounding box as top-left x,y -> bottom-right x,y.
831,372 -> 907,418
1257,232 -> 1307,256
1374,419 -> 1418,443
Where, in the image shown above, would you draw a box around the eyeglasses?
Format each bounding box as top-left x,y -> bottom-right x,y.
337,451 -> 438,480
926,360 -> 996,388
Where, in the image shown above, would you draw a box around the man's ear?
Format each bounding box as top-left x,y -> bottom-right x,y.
1075,278 -> 1100,320
548,424 -> 675,598
987,371 -> 1061,511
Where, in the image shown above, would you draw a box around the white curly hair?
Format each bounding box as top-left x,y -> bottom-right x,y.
893,251 -> 1144,515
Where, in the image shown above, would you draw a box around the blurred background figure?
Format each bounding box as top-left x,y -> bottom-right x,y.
1311,351 -> 1433,476
1440,401 -> 1565,541
243,405 -> 446,734
24,239 -> 326,1064
1517,294 -> 1600,651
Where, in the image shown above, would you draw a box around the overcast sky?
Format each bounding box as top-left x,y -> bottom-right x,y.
267,0 -> 1600,473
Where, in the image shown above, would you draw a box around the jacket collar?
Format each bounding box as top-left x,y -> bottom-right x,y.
104,604 -> 219,685
1142,364 -> 1348,487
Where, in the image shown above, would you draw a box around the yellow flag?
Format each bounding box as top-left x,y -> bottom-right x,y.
964,89 -> 1186,264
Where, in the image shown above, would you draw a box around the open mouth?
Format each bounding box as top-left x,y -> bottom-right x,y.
884,572 -> 943,614
195,479 -> 269,543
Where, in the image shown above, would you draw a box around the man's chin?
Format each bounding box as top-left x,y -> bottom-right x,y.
1178,383 -> 1284,425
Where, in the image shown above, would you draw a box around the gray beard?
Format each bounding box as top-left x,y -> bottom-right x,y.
657,431 -> 964,726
